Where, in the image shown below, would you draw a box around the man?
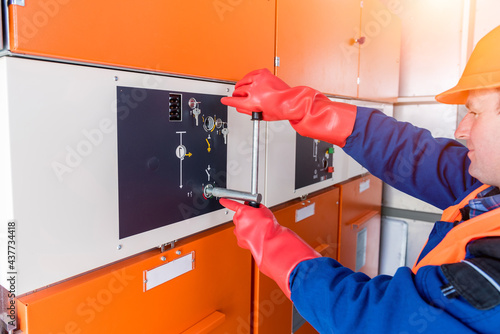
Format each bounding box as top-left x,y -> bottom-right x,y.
219,26 -> 500,333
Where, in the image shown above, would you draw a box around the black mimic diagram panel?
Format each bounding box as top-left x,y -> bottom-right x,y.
117,87 -> 227,238
295,133 -> 334,190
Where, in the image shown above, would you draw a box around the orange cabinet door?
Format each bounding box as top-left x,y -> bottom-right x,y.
338,174 -> 382,277
8,0 -> 275,81
358,0 -> 402,101
251,187 -> 340,334
274,187 -> 340,259
16,224 -> 252,334
275,0 -> 360,97
339,210 -> 381,277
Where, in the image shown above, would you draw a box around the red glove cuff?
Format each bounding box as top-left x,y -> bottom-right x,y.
290,97 -> 357,148
220,198 -> 321,299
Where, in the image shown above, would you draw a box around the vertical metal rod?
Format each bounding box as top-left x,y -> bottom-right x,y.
250,112 -> 263,196
251,118 -> 260,195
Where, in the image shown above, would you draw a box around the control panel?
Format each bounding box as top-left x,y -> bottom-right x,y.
264,121 -> 337,207
117,87 -> 228,238
295,134 -> 334,189
0,57 -> 242,294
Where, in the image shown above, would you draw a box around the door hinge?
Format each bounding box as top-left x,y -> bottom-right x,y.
274,56 -> 280,67
8,0 -> 25,6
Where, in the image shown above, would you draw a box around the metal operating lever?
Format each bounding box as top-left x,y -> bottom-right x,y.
203,184 -> 262,203
204,111 -> 263,208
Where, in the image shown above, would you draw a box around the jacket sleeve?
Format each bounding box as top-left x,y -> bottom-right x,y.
343,107 -> 474,209
289,257 -> 500,334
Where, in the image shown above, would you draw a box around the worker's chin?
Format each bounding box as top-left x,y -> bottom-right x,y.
469,165 -> 490,186
468,164 -> 479,180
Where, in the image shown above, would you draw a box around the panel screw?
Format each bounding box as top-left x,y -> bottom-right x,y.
161,256 -> 166,261
114,76 -> 119,81
225,210 -> 229,215
144,279 -> 148,283
117,245 -> 122,250
226,88 -> 230,92
176,250 -> 181,255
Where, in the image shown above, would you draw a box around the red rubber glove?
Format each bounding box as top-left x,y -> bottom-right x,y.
221,68 -> 357,147
220,198 -> 321,299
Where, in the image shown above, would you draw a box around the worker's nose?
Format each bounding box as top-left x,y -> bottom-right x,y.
455,113 -> 473,140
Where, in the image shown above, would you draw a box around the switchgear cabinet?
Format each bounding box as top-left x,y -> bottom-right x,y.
0,57 -> 263,294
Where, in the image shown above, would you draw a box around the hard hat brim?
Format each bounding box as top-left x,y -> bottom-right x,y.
435,70 -> 500,105
436,25 -> 500,105
435,86 -> 469,105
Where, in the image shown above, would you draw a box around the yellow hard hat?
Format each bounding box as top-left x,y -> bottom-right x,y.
436,25 -> 500,104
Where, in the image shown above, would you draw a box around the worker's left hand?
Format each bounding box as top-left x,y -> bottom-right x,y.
221,69 -> 293,121
220,198 -> 321,299
221,68 -> 357,148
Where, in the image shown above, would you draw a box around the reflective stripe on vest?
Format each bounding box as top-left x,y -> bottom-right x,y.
412,184 -> 500,273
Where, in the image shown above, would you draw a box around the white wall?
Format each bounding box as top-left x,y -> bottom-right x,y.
397,0 -> 464,97
473,0 -> 500,46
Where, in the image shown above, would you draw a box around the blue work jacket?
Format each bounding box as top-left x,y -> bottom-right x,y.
289,107 -> 500,333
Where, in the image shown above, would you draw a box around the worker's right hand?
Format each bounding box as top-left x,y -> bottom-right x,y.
221,69 -> 296,121
221,68 -> 358,147
220,198 -> 321,299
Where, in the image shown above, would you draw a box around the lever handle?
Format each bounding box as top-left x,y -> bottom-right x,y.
249,112 -> 263,206
252,111 -> 263,121
204,110 -> 263,207
247,201 -> 260,208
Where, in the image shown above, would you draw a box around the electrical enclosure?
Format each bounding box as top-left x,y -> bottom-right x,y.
0,57 -> 262,294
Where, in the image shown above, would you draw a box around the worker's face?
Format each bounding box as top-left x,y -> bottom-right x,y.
455,89 -> 500,187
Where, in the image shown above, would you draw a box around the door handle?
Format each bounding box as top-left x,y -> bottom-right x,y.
348,210 -> 379,229
181,311 -> 225,334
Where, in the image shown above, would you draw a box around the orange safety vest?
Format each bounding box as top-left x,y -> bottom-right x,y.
412,184 -> 500,274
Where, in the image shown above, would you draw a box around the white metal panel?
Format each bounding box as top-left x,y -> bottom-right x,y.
394,103 -> 458,139
0,58 -> 14,291
383,184 -> 443,214
405,219 -> 435,267
379,217 -> 407,276
0,57 -> 253,294
381,217 -> 434,271
0,5 -> 3,51
397,0 -> 464,97
332,149 -> 350,184
346,154 -> 367,180
263,120 -> 337,207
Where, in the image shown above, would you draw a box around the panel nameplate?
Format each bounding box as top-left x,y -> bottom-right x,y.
144,252 -> 194,291
359,179 -> 370,193
295,203 -> 315,223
